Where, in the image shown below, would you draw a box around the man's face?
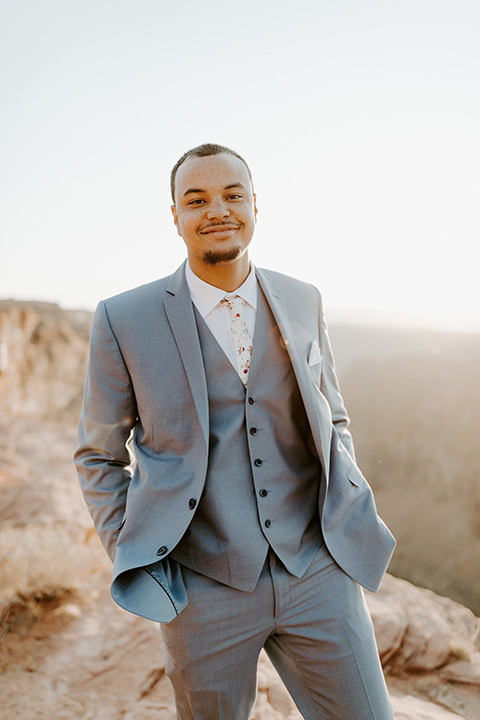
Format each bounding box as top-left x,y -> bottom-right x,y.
172,153 -> 257,273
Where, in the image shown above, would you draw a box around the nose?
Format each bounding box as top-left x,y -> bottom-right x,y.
206,196 -> 230,219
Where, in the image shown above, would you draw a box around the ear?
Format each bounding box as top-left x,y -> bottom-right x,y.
253,194 -> 258,223
171,205 -> 181,236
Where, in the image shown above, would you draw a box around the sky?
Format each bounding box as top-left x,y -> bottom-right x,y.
1,0 -> 479,332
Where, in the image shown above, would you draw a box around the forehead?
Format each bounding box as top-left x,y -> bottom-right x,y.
175,153 -> 252,201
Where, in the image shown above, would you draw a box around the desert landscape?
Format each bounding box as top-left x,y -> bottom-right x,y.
1,299 -> 480,719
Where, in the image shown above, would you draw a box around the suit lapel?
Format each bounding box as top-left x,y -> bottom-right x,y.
164,263 -> 209,448
256,268 -> 332,479
163,263 -> 332,476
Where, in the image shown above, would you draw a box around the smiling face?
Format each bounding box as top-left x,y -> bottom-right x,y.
171,153 -> 257,281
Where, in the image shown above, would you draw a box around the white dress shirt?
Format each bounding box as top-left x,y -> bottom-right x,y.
185,260 -> 257,372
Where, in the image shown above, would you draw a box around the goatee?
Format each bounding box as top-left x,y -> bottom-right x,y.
203,246 -> 242,266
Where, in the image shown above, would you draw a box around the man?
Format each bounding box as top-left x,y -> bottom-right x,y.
75,143 -> 396,719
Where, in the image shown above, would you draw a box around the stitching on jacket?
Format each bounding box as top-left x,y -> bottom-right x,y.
143,567 -> 179,615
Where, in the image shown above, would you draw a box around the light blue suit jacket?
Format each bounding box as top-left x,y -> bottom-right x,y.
75,262 -> 395,623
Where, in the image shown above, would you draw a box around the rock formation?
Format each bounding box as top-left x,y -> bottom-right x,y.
1,300 -> 479,719
0,299 -> 91,422
0,415 -> 478,719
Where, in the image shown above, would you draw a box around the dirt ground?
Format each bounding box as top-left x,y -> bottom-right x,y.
1,417 -> 479,719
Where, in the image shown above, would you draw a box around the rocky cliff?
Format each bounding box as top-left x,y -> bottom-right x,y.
1,300 -> 479,719
0,300 -> 92,422
0,416 -> 479,719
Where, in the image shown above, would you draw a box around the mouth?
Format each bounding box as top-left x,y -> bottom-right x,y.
200,224 -> 240,235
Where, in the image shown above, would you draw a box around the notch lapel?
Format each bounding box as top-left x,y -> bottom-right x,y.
256,269 -> 332,480
164,263 -> 209,449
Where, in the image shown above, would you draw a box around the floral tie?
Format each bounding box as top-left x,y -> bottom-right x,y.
221,295 -> 253,386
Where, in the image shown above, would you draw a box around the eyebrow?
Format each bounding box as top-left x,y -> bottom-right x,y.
225,183 -> 246,190
183,188 -> 204,196
182,182 -> 246,197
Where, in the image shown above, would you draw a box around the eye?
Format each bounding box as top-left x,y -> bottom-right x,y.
227,193 -> 243,200
187,198 -> 205,206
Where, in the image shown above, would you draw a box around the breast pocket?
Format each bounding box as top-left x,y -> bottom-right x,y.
308,356 -> 323,387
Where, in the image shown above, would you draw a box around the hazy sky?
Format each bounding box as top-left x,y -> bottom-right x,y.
2,0 -> 479,331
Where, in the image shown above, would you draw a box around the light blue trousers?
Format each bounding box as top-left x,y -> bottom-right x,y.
160,545 -> 393,720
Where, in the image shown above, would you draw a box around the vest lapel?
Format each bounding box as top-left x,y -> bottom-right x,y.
164,264 -> 209,449
256,268 -> 332,480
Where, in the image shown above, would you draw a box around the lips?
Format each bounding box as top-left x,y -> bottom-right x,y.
200,224 -> 240,234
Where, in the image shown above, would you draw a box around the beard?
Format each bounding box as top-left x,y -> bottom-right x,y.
203,245 -> 243,266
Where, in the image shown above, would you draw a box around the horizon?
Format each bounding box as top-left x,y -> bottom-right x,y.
2,293 -> 480,338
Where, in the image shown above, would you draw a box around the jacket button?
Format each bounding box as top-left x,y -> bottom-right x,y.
259,489 -> 268,497
254,458 -> 263,467
188,498 -> 197,509
248,397 -> 255,405
156,546 -> 168,556
265,519 -> 272,528
250,427 -> 258,435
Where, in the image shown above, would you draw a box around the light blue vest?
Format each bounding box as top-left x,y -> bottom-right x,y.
170,287 -> 323,591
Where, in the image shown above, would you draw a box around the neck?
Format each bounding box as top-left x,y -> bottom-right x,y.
188,253 -> 250,292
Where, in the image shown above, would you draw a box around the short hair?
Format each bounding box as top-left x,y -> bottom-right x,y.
170,143 -> 253,203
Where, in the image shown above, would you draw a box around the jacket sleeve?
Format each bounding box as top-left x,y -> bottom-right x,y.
316,288 -> 356,462
74,300 -> 138,561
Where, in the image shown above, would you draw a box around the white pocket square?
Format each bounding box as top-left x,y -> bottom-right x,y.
308,341 -> 323,366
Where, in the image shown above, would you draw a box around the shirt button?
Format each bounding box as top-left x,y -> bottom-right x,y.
156,546 -> 168,556
250,427 -> 258,436
254,458 -> 263,467
259,489 -> 268,497
265,519 -> 272,528
248,397 -> 255,405
188,498 -> 197,509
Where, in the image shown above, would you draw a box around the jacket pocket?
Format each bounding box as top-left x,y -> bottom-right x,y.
308,356 -> 323,387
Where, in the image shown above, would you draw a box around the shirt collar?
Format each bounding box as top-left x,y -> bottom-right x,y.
185,260 -> 258,319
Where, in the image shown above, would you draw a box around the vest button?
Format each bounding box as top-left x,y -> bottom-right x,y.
254,458 -> 263,467
259,489 -> 268,497
156,546 -> 168,556
265,519 -> 272,528
188,498 -> 197,509
248,397 -> 255,405
250,427 -> 258,435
